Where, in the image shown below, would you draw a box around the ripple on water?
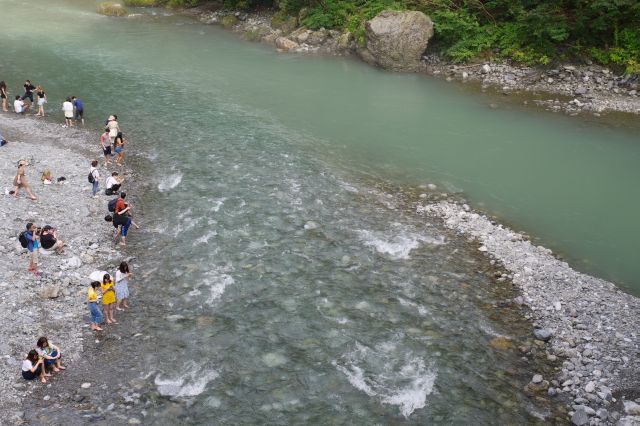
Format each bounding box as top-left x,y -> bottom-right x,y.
356,223 -> 446,260
333,341 -> 437,418
154,361 -> 219,397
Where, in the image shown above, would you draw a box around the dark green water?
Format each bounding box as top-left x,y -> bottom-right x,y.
0,0 -> 637,423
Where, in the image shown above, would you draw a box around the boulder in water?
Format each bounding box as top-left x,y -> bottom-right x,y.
275,37 -> 299,52
97,2 -> 127,17
361,10 -> 433,72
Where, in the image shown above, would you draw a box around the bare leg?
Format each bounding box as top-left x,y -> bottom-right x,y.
24,185 -> 37,200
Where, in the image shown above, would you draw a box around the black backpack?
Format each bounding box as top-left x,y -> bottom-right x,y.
88,171 -> 95,184
18,231 -> 29,248
108,198 -> 118,212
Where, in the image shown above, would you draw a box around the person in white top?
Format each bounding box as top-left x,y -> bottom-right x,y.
62,97 -> 74,127
22,350 -> 48,383
105,171 -> 123,196
89,160 -> 100,197
14,95 -> 29,114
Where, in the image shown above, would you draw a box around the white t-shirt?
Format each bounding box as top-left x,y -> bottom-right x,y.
62,101 -> 74,117
14,100 -> 23,113
106,176 -> 118,189
22,359 -> 34,372
90,167 -> 99,181
116,270 -> 125,283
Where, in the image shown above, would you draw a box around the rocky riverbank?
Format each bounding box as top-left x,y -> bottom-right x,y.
0,114 -> 137,423
418,200 -> 640,425
180,6 -> 640,117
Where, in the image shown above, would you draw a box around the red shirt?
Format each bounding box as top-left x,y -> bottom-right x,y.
115,198 -> 126,214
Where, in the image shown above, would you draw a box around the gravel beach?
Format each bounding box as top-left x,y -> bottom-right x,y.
0,114 -> 134,423
419,201 -> 640,425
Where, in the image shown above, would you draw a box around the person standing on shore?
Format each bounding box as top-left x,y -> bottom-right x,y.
114,132 -> 125,166
12,160 -> 37,200
71,96 -> 84,125
89,160 -> 100,197
101,273 -> 117,324
106,115 -> 120,144
113,192 -> 138,246
35,86 -> 46,117
87,281 -> 104,331
62,97 -> 74,127
0,81 -> 8,112
21,80 -> 35,103
115,261 -> 131,310
99,128 -> 112,166
24,222 -> 40,276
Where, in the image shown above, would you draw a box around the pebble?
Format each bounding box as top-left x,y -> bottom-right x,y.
532,374 -> 543,384
533,328 -> 553,341
81,382 -> 91,389
585,381 -> 595,393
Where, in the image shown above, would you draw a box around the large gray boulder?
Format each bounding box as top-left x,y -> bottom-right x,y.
361,10 -> 433,72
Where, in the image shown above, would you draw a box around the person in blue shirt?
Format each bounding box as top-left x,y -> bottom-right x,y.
25,222 -> 40,276
71,96 -> 84,125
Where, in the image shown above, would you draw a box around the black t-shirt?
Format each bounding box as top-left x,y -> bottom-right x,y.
24,84 -> 35,94
37,91 -> 45,98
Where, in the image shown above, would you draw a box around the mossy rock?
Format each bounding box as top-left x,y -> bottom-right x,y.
123,0 -> 157,6
97,2 -> 128,16
489,336 -> 515,350
244,28 -> 269,42
220,15 -> 238,28
271,12 -> 297,35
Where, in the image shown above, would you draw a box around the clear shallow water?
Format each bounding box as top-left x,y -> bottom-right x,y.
0,0 -> 637,422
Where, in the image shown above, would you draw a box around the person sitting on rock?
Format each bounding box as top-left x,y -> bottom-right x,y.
36,337 -> 65,373
40,226 -> 65,254
21,350 -> 49,384
41,169 -> 52,185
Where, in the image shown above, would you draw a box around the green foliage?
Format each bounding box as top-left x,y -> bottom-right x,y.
123,0 -> 158,6
97,1 -> 127,16
161,0 -> 640,69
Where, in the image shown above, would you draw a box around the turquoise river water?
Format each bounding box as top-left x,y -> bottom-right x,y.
1,0 -> 639,424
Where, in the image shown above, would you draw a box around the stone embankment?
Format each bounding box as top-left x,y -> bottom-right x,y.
183,6 -> 640,116
418,200 -> 640,425
0,115 -> 132,423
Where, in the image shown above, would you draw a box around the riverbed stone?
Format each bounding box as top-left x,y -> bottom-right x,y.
275,37 -> 299,51
624,401 -> 640,415
361,10 -> 433,72
571,406 -> 589,425
97,2 -> 127,17
533,328 -> 552,341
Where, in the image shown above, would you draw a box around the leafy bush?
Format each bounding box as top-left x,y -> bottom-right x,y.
123,0 -> 158,6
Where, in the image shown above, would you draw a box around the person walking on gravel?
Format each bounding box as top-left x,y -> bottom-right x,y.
12,160 -> 37,200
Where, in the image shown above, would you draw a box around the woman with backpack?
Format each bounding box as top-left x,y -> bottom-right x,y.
89,160 -> 100,197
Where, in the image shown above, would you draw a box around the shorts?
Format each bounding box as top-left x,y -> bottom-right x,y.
37,98 -> 45,106
29,249 -> 38,264
103,146 -> 112,156
75,110 -> 83,119
114,146 -> 123,154
64,113 -> 74,119
88,302 -> 103,324
22,365 -> 42,380
0,93 -> 6,99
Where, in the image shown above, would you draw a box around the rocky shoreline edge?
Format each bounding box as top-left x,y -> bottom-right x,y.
418,200 -> 640,425
178,6 -> 640,117
0,114 -> 138,423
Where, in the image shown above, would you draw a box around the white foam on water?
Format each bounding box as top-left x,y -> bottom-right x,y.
334,342 -> 437,418
158,172 -> 183,192
205,272 -> 235,305
357,223 -> 446,260
154,361 -> 219,398
210,198 -> 226,213
194,230 -> 218,245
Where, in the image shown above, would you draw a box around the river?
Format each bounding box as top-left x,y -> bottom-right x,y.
1,0 -> 638,423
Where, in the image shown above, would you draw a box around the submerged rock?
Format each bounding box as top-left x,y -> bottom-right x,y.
275,37 -> 299,52
361,10 -> 433,72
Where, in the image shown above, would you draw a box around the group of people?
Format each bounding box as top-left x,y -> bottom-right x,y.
22,337 -> 65,384
9,95 -> 141,384
88,261 -> 133,331
1,79 -> 84,125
